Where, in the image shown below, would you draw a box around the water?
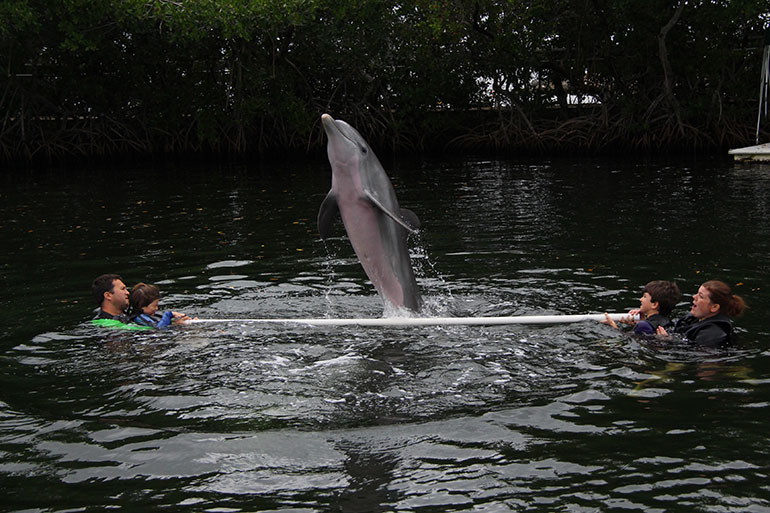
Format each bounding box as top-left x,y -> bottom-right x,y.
1,158 -> 770,512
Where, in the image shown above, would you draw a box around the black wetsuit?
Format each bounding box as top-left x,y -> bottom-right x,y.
672,313 -> 733,348
94,309 -> 129,324
633,313 -> 672,335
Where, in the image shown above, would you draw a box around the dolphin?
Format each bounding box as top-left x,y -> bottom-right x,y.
318,113 -> 422,313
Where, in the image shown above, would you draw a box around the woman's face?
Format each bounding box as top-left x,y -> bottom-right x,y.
142,299 -> 160,316
691,285 -> 719,319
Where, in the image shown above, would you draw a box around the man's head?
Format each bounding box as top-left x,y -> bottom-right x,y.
92,274 -> 129,314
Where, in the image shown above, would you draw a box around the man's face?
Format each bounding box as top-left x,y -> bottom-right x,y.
106,279 -> 130,311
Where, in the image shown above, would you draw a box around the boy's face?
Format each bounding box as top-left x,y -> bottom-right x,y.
639,292 -> 658,315
142,299 -> 160,316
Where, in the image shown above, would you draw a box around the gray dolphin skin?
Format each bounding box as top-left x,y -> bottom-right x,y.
318,113 -> 422,313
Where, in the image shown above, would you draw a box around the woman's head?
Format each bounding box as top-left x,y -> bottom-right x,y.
691,280 -> 746,319
129,283 -> 161,316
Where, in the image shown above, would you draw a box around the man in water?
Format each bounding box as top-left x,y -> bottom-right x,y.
92,274 -> 130,322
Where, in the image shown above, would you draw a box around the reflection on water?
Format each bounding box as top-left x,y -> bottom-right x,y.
1,159 -> 769,511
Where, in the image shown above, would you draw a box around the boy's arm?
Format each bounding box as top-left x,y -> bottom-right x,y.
633,320 -> 655,334
602,313 -> 619,329
157,311 -> 174,328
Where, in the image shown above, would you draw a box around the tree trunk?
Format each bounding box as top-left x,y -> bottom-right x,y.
658,0 -> 685,134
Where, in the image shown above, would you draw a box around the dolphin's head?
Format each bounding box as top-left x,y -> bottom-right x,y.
321,114 -> 373,170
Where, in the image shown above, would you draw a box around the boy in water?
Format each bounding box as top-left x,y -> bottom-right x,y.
604,280 -> 681,335
129,283 -> 190,328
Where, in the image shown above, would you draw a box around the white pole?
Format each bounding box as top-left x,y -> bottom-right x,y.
186,313 -> 637,327
757,34 -> 770,145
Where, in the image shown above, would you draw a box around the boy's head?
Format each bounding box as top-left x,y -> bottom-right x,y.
642,280 -> 681,317
129,283 -> 161,316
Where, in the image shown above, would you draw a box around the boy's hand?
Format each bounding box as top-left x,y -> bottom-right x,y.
618,313 -> 638,325
602,313 -> 619,329
172,311 -> 192,323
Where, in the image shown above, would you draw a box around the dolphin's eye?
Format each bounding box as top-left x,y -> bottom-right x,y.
360,145 -> 368,154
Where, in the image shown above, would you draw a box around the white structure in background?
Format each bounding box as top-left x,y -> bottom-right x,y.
730,27 -> 770,161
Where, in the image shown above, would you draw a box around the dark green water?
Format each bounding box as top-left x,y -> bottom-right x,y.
1,158 -> 769,512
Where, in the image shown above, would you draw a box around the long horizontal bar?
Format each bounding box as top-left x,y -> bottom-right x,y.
186,313 -> 636,327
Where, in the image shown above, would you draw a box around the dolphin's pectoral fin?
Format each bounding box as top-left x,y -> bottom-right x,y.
364,191 -> 419,234
399,208 -> 421,231
318,191 -> 339,239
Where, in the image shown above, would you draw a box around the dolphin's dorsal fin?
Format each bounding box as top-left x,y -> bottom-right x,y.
318,191 -> 339,239
364,190 -> 419,234
399,208 -> 421,231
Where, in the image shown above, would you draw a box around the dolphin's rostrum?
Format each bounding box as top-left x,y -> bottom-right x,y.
318,114 -> 422,313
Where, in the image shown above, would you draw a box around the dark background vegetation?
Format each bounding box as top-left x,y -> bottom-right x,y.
1,0 -> 768,166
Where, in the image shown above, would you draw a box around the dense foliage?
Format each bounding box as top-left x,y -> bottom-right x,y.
1,0 -> 768,163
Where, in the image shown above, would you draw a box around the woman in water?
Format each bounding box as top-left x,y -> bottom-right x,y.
657,280 -> 746,348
